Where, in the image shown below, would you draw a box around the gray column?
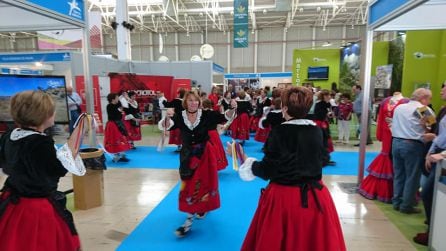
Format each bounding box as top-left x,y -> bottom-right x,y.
282,27 -> 287,72
254,30 -> 258,73
116,0 -> 131,61
227,31 -> 231,73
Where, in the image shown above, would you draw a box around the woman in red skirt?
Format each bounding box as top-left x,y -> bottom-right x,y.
123,91 -> 142,149
159,92 -> 236,237
230,90 -> 252,145
359,93 -> 408,202
202,99 -> 228,170
231,87 -> 346,251
0,91 -> 84,251
253,89 -> 272,143
104,93 -> 132,162
311,89 -> 336,166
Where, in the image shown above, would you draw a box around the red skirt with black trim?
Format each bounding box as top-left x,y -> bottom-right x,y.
230,113 -> 250,140
313,120 -> 334,153
123,120 -> 142,141
0,194 -> 81,251
104,121 -> 132,153
254,126 -> 271,143
208,129 -> 228,170
241,182 -> 346,251
169,128 -> 182,145
358,152 -> 393,203
250,116 -> 260,132
179,142 -> 220,213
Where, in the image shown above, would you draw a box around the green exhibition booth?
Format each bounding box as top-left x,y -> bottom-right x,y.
291,30 -> 446,111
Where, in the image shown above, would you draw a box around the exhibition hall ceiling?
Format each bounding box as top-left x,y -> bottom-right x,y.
90,0 -> 369,33
1,0 -> 368,39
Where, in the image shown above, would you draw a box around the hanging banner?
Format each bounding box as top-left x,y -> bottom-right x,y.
233,0 -> 248,48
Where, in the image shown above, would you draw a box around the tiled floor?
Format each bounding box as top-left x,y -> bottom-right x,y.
0,132 -> 418,251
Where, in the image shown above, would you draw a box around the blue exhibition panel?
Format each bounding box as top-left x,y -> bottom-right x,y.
25,0 -> 85,22
0,52 -> 71,63
369,0 -> 410,26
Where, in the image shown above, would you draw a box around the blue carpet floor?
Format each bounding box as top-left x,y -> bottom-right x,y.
117,167 -> 268,251
106,134 -> 378,176
116,135 -> 379,250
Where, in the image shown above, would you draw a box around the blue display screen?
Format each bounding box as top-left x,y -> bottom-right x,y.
0,75 -> 69,123
307,66 -> 329,80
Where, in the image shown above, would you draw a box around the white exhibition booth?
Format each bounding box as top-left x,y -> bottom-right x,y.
362,1 -> 446,249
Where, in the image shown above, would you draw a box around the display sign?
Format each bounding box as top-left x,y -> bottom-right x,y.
0,75 -> 69,123
375,64 -> 393,89
0,52 -> 71,63
1,68 -> 43,75
233,0 -> 248,48
225,72 -> 291,79
25,0 -> 85,22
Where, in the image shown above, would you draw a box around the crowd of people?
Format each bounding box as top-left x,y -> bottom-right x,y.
2,80 -> 445,249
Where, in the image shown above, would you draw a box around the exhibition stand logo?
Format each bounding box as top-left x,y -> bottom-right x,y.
68,0 -> 82,20
237,29 -> 246,38
413,52 -> 436,60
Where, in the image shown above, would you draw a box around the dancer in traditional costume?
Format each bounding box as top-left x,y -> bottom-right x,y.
311,90 -> 336,166
202,99 -> 228,171
230,91 -> 252,145
336,93 -> 353,144
208,86 -> 221,112
359,92 -> 407,202
104,93 -> 131,162
123,91 -> 142,149
159,91 -> 236,237
232,87 -> 346,251
164,89 -> 186,152
254,89 -> 272,143
0,90 -> 85,251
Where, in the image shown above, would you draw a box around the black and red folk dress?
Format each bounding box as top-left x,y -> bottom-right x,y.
161,109 -> 229,213
104,103 -> 132,153
251,97 -> 271,135
238,119 -> 346,251
254,97 -> 272,143
359,97 -> 408,203
0,129 -> 82,251
123,100 -> 142,141
230,99 -> 252,141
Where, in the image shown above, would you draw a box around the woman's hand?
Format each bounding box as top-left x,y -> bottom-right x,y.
230,99 -> 237,109
166,108 -> 175,117
225,142 -> 233,157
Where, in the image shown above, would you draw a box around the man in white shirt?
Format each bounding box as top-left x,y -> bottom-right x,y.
66,86 -> 82,134
391,88 -> 436,214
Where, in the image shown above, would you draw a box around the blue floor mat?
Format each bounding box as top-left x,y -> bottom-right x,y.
117,167 -> 268,251
105,135 -> 378,176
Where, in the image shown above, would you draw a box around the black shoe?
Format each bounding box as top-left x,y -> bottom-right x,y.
366,142 -> 373,145
118,157 -> 130,162
327,161 -> 336,166
400,207 -> 422,214
196,212 -> 207,219
175,226 -> 190,237
354,143 -> 360,147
